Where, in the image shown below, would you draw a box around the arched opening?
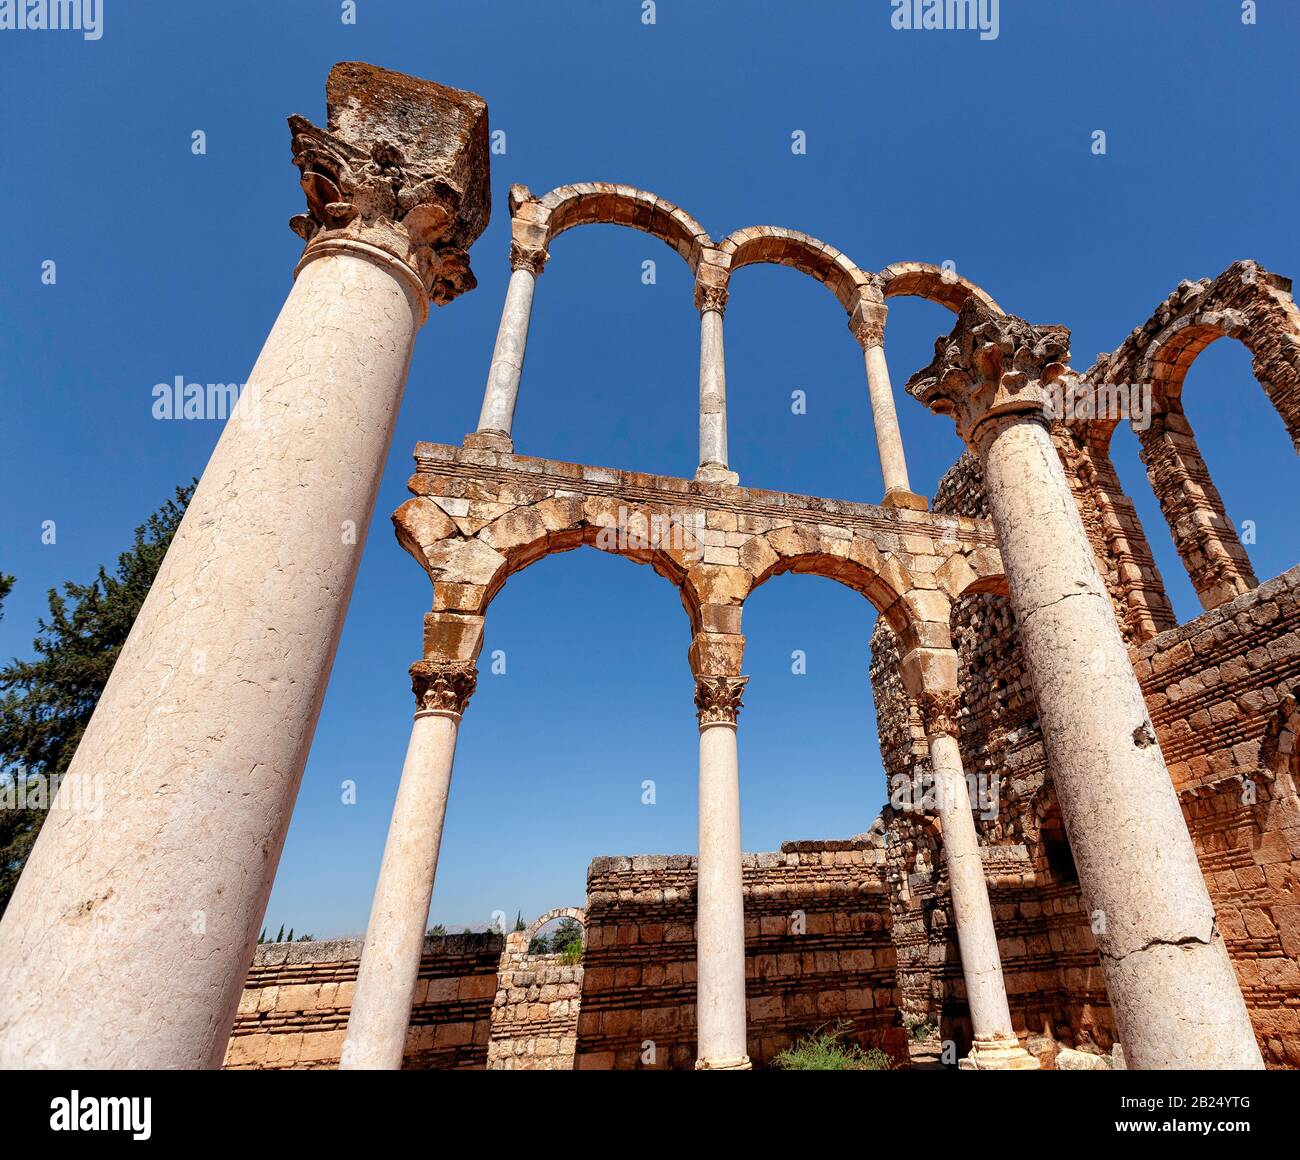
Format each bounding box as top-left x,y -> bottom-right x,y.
518,222 -> 700,475
723,261 -> 876,500
435,548 -> 698,933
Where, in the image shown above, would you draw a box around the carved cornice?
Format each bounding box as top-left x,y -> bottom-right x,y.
695,675 -> 748,727
509,241 -> 549,276
289,116 -> 478,306
906,297 -> 1072,452
920,690 -> 961,739
410,660 -> 478,716
695,284 -> 730,316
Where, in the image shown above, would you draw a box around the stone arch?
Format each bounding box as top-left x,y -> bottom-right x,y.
517,182 -> 713,271
738,523 -> 916,639
522,906 -> 586,946
714,225 -> 872,313
394,494 -> 703,632
876,261 -> 1004,315
1084,262 -> 1300,611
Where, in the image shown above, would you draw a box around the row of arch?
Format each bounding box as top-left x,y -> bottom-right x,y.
395,487 -> 1007,654
488,183 -> 1300,627
510,181 -> 1003,315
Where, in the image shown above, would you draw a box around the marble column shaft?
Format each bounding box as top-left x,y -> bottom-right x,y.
693,674 -> 750,1070
476,253 -> 542,442
341,661 -> 476,1070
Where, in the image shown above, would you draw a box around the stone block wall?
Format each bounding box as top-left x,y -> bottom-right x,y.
576,849 -> 908,1070
488,931 -> 583,1070
873,434 -> 1300,1067
223,933 -> 502,1070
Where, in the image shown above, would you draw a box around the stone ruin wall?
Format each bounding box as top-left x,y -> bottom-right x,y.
487,913 -> 585,1070
869,448 -> 1300,1068
223,934 -> 501,1070
575,850 -> 907,1069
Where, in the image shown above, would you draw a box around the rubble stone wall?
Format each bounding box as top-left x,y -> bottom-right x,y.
488,922 -> 584,1070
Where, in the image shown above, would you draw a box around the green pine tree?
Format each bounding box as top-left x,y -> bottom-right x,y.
0,485 -> 194,917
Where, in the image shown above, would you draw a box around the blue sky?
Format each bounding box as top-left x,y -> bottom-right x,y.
2,0 -> 1297,937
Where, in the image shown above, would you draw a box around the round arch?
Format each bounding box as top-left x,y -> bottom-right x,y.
523,906 -> 587,946
876,261 -> 1003,315
715,225 -> 872,313
528,182 -> 714,271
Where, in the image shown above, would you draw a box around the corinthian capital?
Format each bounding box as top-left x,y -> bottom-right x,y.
509,241 -> 549,276
695,676 -> 748,727
906,297 -> 1071,451
410,660 -> 478,716
289,62 -> 491,307
920,690 -> 962,739
695,284 -> 730,316
849,298 -> 888,349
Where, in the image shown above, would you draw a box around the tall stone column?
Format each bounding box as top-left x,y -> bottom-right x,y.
470,243 -> 546,452
691,621 -> 750,1068
341,659 -> 477,1070
0,64 -> 490,1070
850,297 -> 925,510
916,685 -> 1038,1070
907,300 -> 1263,1070
695,285 -> 739,485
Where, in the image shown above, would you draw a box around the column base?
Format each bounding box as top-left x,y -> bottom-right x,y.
695,464 -> 740,487
463,430 -> 513,453
881,488 -> 928,512
958,1035 -> 1041,1071
695,1055 -> 752,1070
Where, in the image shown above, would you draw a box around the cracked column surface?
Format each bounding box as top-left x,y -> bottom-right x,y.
915,683 -> 1039,1070
908,300 -> 1263,1070
692,627 -> 750,1070
0,63 -> 489,1069
342,660 -> 477,1070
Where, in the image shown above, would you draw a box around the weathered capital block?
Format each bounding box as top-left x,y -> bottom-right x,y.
906,296 -> 1071,449
290,61 -> 491,305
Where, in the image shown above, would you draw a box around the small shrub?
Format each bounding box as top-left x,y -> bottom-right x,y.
557,939 -> 583,966
773,1021 -> 891,1071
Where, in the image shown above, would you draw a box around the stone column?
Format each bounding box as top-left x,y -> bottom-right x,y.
850,297 -> 925,510
0,64 -> 490,1070
917,686 -> 1038,1070
470,243 -> 546,452
341,660 -> 477,1070
695,285 -> 739,485
906,300 -> 1263,1070
692,646 -> 750,1069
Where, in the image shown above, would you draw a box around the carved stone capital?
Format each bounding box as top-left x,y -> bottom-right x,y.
849,299 -> 888,349
509,241 -> 549,276
906,297 -> 1071,452
695,283 -> 730,316
289,63 -> 490,308
695,675 -> 748,727
410,660 -> 478,716
920,690 -> 962,739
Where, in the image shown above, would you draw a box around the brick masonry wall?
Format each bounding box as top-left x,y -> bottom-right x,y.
576,850 -> 908,1070
223,933 -> 502,1070
873,440 -> 1300,1067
